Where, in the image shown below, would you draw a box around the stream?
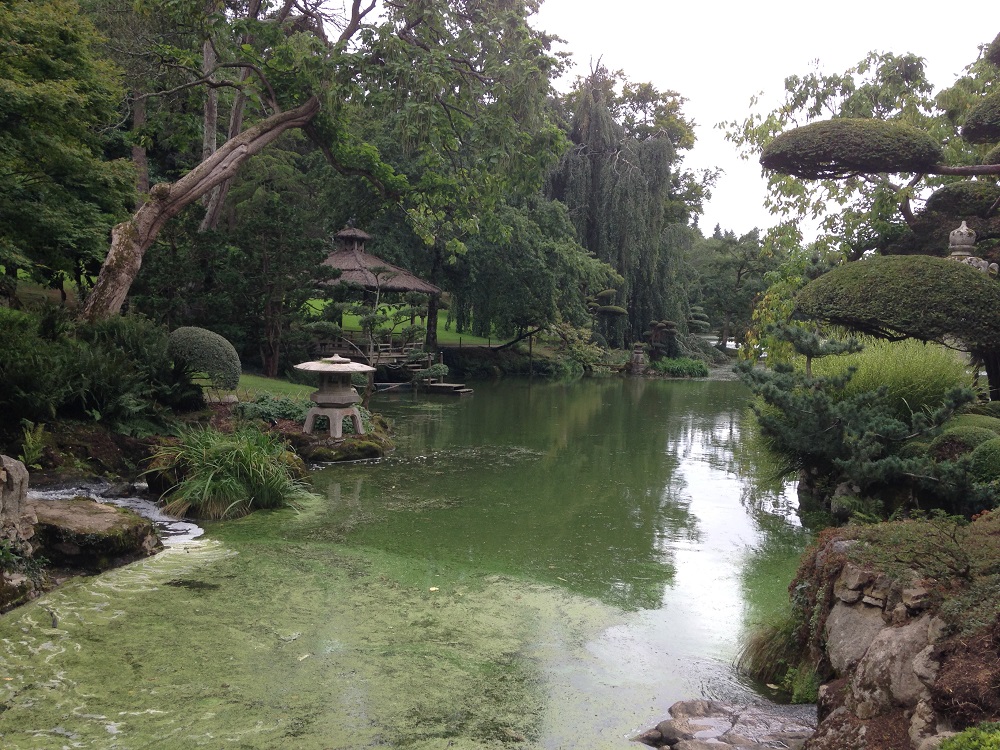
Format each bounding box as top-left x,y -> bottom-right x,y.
1,378 -> 810,749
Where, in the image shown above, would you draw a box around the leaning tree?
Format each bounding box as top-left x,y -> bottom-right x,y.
76,0 -> 566,322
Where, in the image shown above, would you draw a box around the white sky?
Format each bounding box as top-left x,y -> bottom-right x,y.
532,1 -> 998,238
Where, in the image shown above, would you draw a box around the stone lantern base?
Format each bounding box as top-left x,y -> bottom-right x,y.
303,406 -> 365,439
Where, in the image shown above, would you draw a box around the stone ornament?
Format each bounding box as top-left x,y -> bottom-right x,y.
947,221 -> 998,276
294,355 -> 375,439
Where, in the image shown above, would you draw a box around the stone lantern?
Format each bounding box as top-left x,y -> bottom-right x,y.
948,221 -> 999,276
294,355 -> 376,438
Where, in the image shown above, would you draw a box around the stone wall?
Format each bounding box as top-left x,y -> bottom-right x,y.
803,541 -> 958,750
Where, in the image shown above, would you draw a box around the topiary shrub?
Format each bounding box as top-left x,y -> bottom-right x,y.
929,426 -> 998,461
169,327 -> 241,391
973,401 -> 1000,419
962,91 -> 1000,145
925,181 -> 1000,217
795,255 -> 1000,354
760,119 -> 942,179
969,438 -> 1000,482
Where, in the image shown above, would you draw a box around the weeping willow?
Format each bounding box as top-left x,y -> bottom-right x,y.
546,71 -> 698,347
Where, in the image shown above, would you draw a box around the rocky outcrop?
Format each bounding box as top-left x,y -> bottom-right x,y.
0,455 -> 36,550
0,455 -> 39,610
634,700 -> 816,749
29,496 -> 161,573
801,543 -> 959,750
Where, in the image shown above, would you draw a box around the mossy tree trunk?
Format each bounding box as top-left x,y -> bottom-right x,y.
80,97 -> 321,322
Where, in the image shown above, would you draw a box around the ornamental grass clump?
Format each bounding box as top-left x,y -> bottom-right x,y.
651,357 -> 709,378
811,339 -> 972,421
151,426 -> 318,520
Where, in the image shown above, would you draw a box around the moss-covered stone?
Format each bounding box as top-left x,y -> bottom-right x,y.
945,413 -> 1000,436
760,119 -> 942,179
962,90 -> 1000,145
29,497 -> 160,572
929,426 -> 998,460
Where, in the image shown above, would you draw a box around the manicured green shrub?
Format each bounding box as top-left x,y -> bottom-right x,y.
0,310 -> 201,435
0,308 -> 72,424
169,327 -> 241,391
651,357 -> 709,378
150,426 -> 318,520
811,339 -> 972,421
77,315 -> 202,412
970,438 -> 1000,482
930,427 -> 998,460
760,119 -> 942,179
940,722 -> 1000,749
948,414 -> 1000,436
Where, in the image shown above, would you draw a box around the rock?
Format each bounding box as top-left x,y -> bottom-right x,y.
642,702 -> 816,749
902,584 -> 931,611
838,563 -> 871,588
0,455 -> 36,549
911,645 -> 940,689
825,601 -> 886,675
917,732 -> 957,750
633,728 -> 662,746
29,497 -> 161,572
909,699 -> 937,747
668,700 -> 734,719
849,615 -> 934,714
655,719 -> 696,743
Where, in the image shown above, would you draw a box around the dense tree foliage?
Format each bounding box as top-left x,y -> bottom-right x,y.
67,0 -> 569,321
726,41 -> 1000,260
546,66 -> 715,346
0,0 -> 133,300
691,227 -> 782,349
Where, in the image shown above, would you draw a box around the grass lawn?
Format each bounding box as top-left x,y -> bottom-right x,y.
308,303 -> 495,347
236,373 -> 314,398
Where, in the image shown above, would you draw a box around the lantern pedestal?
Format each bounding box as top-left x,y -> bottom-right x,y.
303,406 -> 364,438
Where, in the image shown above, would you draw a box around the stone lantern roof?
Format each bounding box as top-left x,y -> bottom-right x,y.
294,354 -> 375,374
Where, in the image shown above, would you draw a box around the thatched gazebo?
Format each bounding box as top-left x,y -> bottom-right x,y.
321,226 -> 441,295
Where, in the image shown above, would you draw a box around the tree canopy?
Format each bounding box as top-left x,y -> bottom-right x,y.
545,66 -> 714,346
726,41 -> 1000,259
0,0 -> 133,298
794,254 -> 1000,397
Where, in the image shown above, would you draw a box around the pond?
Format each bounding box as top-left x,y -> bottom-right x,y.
1,378 -> 809,749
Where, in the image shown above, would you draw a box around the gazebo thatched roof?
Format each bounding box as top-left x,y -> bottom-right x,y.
321,227 -> 441,295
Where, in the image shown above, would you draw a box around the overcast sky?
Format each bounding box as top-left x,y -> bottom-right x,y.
532,1 -> 998,238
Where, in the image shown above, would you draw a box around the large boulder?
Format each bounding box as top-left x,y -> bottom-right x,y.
0,455 -> 36,549
29,497 -> 160,573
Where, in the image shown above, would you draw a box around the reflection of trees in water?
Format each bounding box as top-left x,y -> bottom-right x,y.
312,380 -> 781,612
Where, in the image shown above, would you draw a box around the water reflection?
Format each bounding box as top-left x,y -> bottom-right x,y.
311,378 -> 807,621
